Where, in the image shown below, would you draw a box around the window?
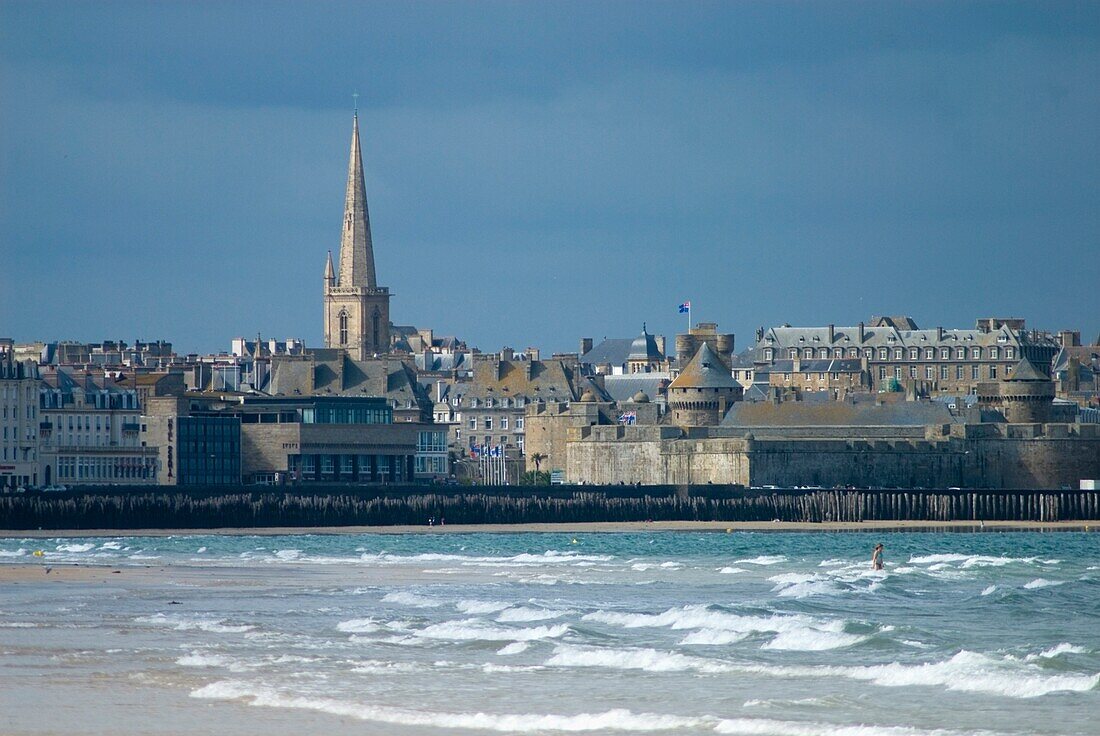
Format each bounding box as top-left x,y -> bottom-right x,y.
895,367 -> 903,379
338,310 -> 349,346
956,348 -> 966,360
819,349 -> 829,359
925,348 -> 934,360
878,348 -> 888,360
468,418 -> 476,429
485,398 -> 494,408
990,366 -> 998,379
971,348 -> 981,359
910,366 -> 918,379
804,348 -> 813,359
764,349 -> 774,361
894,348 -> 903,360
941,366 -> 949,379
956,366 -> 964,380
788,349 -> 798,359
972,366 -> 980,380
879,367 -> 887,379
909,348 -> 919,360
1005,348 -> 1015,360
941,348 -> 950,359
483,417 -> 492,430
990,347 -> 999,360
516,417 -> 524,430
500,417 -> 508,430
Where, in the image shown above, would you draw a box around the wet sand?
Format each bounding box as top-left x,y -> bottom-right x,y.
1,519 -> 1097,539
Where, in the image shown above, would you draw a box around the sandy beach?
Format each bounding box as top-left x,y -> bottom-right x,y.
1,519 -> 1097,539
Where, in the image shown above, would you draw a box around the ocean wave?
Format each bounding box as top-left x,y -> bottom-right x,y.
409,618 -> 570,643
381,591 -> 443,608
56,543 -> 96,553
1022,579 -> 1063,590
135,613 -> 254,634
0,548 -> 27,557
456,600 -> 511,615
546,645 -> 1099,698
908,554 -> 1057,569
582,604 -> 844,639
496,606 -> 575,623
679,629 -> 749,646
497,642 -> 530,655
336,618 -> 382,634
762,629 -> 869,652
191,680 -> 704,731
733,555 -> 787,565
1024,643 -> 1087,661
717,567 -> 747,574
713,717 -> 1006,736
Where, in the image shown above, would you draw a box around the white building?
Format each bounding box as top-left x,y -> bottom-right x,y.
0,350 -> 42,490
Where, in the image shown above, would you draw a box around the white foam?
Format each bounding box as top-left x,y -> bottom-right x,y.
1022,578 -> 1063,590
908,554 -> 1050,569
456,599 -> 511,615
382,591 -> 443,608
714,717 -> 999,736
762,628 -> 868,652
1025,643 -> 1086,660
981,585 -> 997,596
56,543 -> 95,553
497,642 -> 530,655
191,680 -> 703,732
0,548 -> 27,558
135,613 -> 254,634
734,555 -> 787,565
717,567 -> 747,574
0,622 -> 38,628
496,606 -> 574,623
411,618 -> 570,643
582,604 -> 839,639
274,549 -> 302,560
98,541 -> 124,550
336,618 -> 382,634
679,629 -> 749,646
177,652 -> 236,668
547,645 -> 1100,699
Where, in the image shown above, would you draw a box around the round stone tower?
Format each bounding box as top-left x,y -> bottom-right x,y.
977,358 -> 1056,423
667,342 -> 743,427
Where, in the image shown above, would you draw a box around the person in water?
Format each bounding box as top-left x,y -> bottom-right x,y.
871,543 -> 885,570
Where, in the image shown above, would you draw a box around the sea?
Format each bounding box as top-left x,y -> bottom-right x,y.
0,530 -> 1097,735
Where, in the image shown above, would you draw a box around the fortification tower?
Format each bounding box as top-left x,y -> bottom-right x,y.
323,112 -> 391,359
675,322 -> 734,368
977,358 -> 1056,423
667,342 -> 742,426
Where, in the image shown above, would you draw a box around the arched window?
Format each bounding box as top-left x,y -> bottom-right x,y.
338,310 -> 349,346
372,310 -> 381,350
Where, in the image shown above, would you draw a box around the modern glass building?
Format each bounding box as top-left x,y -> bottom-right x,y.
176,415 -> 242,485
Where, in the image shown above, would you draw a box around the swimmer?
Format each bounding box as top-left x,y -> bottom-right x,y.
871,543 -> 885,570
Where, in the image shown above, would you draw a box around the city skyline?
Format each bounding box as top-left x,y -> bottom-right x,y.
3,2 -> 1099,353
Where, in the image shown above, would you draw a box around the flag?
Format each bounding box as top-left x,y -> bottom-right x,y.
678,301 -> 691,313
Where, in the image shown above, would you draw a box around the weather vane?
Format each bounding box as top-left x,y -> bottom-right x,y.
353,91 -> 359,115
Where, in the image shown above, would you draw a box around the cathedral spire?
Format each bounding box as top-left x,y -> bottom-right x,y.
337,111 -> 377,289
324,249 -> 335,283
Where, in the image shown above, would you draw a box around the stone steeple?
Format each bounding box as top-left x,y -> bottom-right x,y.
323,110 -> 392,359
337,112 -> 377,289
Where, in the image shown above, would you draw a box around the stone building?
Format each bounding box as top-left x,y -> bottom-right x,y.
38,368 -> 160,486
0,351 -> 41,490
266,351 -> 432,423
667,342 -> 743,427
754,316 -> 1061,395
751,358 -> 871,397
676,322 -> 735,368
579,326 -> 670,376
323,112 -> 391,359
977,358 -> 1059,424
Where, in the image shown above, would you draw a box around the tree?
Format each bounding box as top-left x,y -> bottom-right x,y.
530,453 -> 547,472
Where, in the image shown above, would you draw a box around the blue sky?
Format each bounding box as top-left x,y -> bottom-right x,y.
2,1 -> 1098,354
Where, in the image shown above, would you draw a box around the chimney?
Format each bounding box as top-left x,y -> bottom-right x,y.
524,361 -> 533,380
858,322 -> 865,343
828,324 -> 835,343
501,347 -> 514,362
436,380 -> 445,403
937,326 -> 945,341
755,327 -> 764,343
580,338 -> 593,356
654,335 -> 666,357
526,347 -> 540,362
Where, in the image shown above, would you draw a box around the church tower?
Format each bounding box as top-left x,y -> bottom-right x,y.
323,111 -> 391,358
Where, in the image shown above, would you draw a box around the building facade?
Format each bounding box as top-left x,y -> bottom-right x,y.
755,317 -> 1061,396
0,352 -> 40,490
323,113 -> 391,359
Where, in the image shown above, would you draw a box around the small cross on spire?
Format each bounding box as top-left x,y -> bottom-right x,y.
352,91 -> 359,116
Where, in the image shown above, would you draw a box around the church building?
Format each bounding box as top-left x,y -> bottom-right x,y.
323,112 -> 392,359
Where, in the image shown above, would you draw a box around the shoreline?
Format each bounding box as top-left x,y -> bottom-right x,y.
1,519 -> 1097,538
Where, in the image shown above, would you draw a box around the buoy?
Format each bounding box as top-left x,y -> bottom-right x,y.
726,528 -> 732,534
33,550 -> 44,558
571,538 -> 578,544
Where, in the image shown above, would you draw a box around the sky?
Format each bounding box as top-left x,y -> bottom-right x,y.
2,1 -> 1098,355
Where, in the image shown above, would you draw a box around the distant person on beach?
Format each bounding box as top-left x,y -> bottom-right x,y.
871,543 -> 885,570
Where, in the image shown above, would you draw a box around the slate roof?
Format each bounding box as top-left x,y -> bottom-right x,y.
627,327 -> 663,361
580,338 -> 635,367
601,374 -> 671,403
669,343 -> 739,390
761,359 -> 865,373
721,395 -> 958,427
1005,358 -> 1050,382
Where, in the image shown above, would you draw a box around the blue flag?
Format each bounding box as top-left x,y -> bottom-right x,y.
678,301 -> 691,313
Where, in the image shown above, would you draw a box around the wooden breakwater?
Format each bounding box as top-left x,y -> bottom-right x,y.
1,485 -> 1098,529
